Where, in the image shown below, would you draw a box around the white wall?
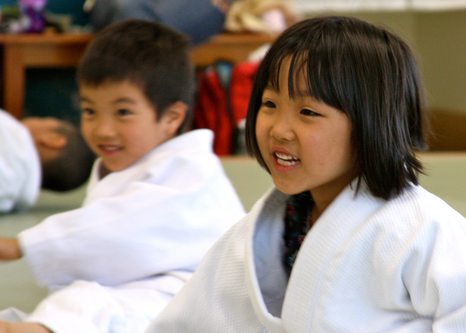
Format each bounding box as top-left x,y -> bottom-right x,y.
296,6 -> 466,114
415,10 -> 466,111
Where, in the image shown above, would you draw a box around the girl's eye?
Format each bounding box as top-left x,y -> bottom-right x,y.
261,100 -> 276,108
300,108 -> 320,117
81,107 -> 95,117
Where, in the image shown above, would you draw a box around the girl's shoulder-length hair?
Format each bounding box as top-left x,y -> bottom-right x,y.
246,15 -> 428,200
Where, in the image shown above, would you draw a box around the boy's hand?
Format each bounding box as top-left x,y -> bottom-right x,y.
0,321 -> 52,333
0,238 -> 22,261
0,321 -> 12,333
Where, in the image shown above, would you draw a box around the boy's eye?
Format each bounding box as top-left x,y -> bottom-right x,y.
117,108 -> 132,116
300,108 -> 320,117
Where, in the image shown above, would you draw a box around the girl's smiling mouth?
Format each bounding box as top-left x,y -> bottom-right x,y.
274,151 -> 300,167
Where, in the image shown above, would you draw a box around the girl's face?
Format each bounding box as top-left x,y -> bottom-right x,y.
256,60 -> 356,210
80,80 -> 175,173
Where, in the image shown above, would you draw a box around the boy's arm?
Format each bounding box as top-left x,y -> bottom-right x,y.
0,237 -> 22,260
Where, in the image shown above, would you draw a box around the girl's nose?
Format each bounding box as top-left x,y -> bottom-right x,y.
270,113 -> 295,142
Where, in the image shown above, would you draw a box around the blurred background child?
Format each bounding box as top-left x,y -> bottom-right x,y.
0,109 -> 94,213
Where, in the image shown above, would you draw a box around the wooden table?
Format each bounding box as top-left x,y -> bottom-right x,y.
0,33 -> 94,119
0,32 -> 275,119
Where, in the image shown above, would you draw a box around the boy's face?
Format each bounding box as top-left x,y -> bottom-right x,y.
79,80 -> 179,173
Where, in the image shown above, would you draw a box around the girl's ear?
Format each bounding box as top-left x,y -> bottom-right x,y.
162,101 -> 188,136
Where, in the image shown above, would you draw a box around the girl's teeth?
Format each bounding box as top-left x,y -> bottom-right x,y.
275,152 -> 295,160
275,152 -> 298,166
277,159 -> 297,166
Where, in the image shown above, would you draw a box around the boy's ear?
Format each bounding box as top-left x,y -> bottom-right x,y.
36,131 -> 67,150
162,101 -> 188,136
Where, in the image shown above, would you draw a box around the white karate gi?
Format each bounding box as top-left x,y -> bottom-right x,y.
12,129 -> 245,333
0,110 -> 41,212
149,182 -> 466,333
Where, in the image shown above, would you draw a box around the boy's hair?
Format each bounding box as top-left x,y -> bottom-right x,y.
246,16 -> 427,200
41,121 -> 95,191
77,19 -> 195,134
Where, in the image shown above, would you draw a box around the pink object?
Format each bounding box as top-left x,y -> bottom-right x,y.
19,0 -> 47,9
19,0 -> 48,32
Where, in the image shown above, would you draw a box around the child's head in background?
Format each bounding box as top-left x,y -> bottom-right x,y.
22,116 -> 95,191
76,20 -> 194,176
246,16 -> 427,207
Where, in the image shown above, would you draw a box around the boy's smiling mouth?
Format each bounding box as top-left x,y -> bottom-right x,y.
98,144 -> 122,155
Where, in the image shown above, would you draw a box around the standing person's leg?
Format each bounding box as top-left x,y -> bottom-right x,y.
89,0 -> 228,45
87,0 -> 128,30
152,0 -> 226,44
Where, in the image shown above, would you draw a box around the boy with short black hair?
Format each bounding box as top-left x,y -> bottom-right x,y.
0,20 -> 245,333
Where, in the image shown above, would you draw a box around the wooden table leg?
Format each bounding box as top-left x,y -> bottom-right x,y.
3,44 -> 25,119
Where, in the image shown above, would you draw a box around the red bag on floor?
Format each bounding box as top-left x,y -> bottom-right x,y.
193,60 -> 259,155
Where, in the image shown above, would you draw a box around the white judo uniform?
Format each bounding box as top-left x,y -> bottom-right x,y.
0,110 -> 41,212
10,129 -> 245,333
149,182 -> 466,333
